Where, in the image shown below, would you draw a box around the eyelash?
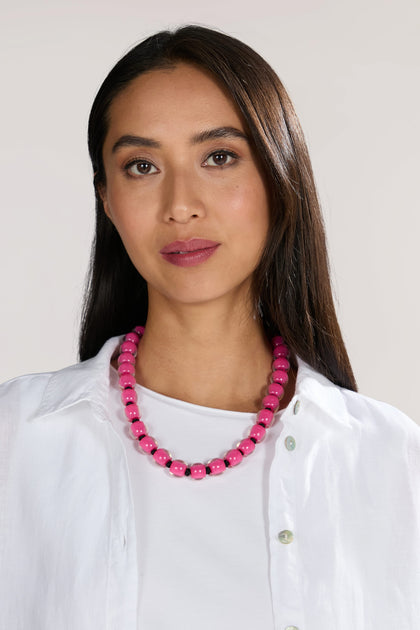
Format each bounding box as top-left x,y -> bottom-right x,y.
123,149 -> 239,178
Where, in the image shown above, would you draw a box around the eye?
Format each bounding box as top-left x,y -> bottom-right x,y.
124,159 -> 159,177
203,150 -> 238,167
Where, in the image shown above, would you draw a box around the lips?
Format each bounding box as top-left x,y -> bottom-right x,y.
160,238 -> 220,254
159,238 -> 220,267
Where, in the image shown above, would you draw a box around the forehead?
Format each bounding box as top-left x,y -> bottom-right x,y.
105,63 -> 246,140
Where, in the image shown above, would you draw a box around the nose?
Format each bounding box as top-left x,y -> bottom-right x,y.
161,168 -> 205,224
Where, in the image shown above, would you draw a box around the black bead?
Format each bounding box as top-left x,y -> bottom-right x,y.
132,418 -> 140,423
165,460 -> 172,468
250,437 -> 257,444
126,401 -> 134,406
224,459 -> 230,467
257,422 -> 266,427
185,468 -> 191,476
205,466 -> 211,475
124,385 -> 134,390
150,448 -> 157,455
138,435 -> 146,441
238,448 -> 244,455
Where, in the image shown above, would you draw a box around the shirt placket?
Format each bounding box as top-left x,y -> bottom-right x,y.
268,398 -> 304,630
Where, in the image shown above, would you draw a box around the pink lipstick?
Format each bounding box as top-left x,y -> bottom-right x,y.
160,238 -> 220,267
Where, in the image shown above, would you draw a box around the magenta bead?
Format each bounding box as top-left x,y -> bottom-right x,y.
190,463 -> 207,479
209,458 -> 226,475
130,420 -> 146,438
118,362 -> 135,376
139,436 -> 157,453
121,389 -> 137,405
225,448 -> 243,467
170,460 -> 187,477
124,331 -> 140,345
118,352 -> 136,365
119,373 -> 136,389
249,423 -> 266,442
124,403 -> 140,421
238,438 -> 255,456
262,394 -> 279,411
153,448 -> 171,466
273,357 -> 290,371
273,344 -> 289,359
120,340 -> 137,355
257,409 -> 274,427
134,326 -> 145,336
272,370 -> 289,385
268,382 -> 284,399
271,335 -> 284,347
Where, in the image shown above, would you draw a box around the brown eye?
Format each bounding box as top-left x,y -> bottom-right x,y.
205,151 -> 237,167
125,160 -> 158,176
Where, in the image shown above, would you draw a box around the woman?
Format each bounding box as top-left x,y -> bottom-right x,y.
1,25 -> 419,630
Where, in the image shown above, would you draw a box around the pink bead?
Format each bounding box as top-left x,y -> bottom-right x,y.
268,382 -> 284,398
257,409 -> 274,427
249,423 -> 266,442
118,352 -> 136,365
262,394 -> 279,411
119,373 -> 136,389
272,370 -> 289,385
124,403 -> 140,421
118,362 -> 135,376
170,460 -> 187,477
190,463 -> 207,479
273,357 -> 290,371
121,389 -> 137,405
209,458 -> 226,475
238,438 -> 255,456
273,344 -> 289,359
225,448 -> 243,467
153,448 -> 171,466
130,420 -> 147,438
124,332 -> 140,345
271,335 -> 284,347
120,340 -> 137,355
139,436 -> 157,453
134,325 -> 145,336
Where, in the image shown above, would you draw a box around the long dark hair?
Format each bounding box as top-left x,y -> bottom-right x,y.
80,25 -> 357,391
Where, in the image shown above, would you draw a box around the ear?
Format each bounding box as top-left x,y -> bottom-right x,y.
96,179 -> 112,221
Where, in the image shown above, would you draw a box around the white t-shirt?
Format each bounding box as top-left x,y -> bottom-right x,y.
109,365 -> 283,629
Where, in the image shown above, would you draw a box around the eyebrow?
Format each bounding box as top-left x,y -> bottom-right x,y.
111,126 -> 249,153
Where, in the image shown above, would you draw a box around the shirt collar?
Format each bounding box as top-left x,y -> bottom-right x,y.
34,336 -> 122,421
33,335 -> 347,423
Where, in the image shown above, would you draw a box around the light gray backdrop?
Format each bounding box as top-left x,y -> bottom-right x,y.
1,0 -> 419,423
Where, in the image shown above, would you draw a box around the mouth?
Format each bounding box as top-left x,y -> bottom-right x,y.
160,238 -> 220,254
159,238 -> 220,267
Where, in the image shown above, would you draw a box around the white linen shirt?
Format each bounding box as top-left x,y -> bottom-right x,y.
1,336 -> 419,630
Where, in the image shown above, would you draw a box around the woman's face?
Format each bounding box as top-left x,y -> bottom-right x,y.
100,63 -> 270,309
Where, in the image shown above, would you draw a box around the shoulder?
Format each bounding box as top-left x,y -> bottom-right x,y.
0,371 -> 53,420
295,358 -> 420,451
0,336 -> 121,423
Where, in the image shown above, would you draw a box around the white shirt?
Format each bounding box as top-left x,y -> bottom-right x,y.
1,336 -> 419,630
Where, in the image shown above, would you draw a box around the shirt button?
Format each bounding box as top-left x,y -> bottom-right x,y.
285,435 -> 296,451
278,529 -> 294,544
293,400 -> 301,414
285,626 -> 299,630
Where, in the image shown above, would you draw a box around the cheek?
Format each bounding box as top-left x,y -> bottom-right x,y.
226,180 -> 269,240
105,185 -> 148,241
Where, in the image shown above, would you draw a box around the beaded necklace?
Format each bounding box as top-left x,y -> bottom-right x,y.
117,326 -> 290,479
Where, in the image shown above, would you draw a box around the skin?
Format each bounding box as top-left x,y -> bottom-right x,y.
101,63 -> 295,412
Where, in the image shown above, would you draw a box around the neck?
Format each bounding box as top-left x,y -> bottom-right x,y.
134,293 -> 295,412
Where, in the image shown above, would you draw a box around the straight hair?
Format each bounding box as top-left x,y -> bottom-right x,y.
80,25 -> 357,391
